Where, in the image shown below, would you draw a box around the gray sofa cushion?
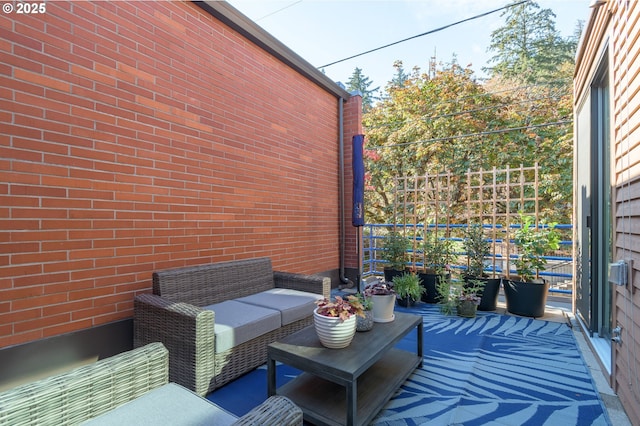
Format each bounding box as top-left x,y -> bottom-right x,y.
237,288 -> 323,325
204,300 -> 281,353
82,383 -> 237,425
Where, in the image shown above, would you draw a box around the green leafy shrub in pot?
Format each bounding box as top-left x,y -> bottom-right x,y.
437,277 -> 481,317
421,231 -> 454,274
463,224 -> 491,278
382,231 -> 409,271
513,213 -> 561,282
393,272 -> 424,302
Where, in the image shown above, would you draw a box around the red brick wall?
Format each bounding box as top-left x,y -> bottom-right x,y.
0,1 -> 359,348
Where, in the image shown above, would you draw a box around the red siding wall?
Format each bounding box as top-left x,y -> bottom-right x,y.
575,2 -> 640,424
0,1 -> 358,348
610,2 -> 640,424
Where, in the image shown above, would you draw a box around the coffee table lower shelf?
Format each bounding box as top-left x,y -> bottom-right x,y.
275,348 -> 420,426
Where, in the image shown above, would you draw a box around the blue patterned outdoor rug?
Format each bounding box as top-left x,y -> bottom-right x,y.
207,304 -> 611,426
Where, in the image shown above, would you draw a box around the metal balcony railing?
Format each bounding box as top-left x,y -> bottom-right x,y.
361,223 -> 573,295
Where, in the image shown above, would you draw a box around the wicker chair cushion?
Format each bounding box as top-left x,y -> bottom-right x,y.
82,383 -> 237,426
203,300 -> 281,353
237,288 -> 323,325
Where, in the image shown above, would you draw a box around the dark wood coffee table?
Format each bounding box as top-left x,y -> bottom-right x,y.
267,311 -> 423,426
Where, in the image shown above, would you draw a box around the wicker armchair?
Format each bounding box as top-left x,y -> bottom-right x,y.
0,342 -> 303,425
134,257 -> 330,396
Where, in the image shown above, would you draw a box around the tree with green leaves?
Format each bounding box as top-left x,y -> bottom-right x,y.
389,60 -> 409,89
479,81 -> 574,222
483,0 -> 577,222
363,66 -> 574,224
483,0 -> 575,84
361,1 -> 578,226
346,67 -> 379,113
363,62 -> 507,224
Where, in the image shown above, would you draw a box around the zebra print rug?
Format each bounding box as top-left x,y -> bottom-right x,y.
371,304 -> 610,425
207,304 -> 610,426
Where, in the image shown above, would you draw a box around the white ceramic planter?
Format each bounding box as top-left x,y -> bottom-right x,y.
313,308 -> 357,349
370,294 -> 396,323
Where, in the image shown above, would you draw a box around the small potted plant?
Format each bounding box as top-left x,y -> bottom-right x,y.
314,295 -> 365,348
456,292 -> 481,318
393,272 -> 424,307
315,295 -> 365,321
436,277 -> 480,318
456,281 -> 482,318
503,213 -> 561,318
462,224 -> 501,311
364,281 -> 396,323
419,231 -> 454,303
355,293 -> 374,332
381,231 -> 409,282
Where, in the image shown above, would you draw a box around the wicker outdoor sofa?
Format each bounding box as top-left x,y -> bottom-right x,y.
0,342 -> 303,425
134,257 -> 331,396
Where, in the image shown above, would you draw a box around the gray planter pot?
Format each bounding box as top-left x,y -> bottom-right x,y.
356,310 -> 374,332
457,300 -> 478,318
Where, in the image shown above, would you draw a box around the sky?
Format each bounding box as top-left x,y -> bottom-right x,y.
226,0 -> 592,90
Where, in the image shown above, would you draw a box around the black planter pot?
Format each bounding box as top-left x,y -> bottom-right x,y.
383,267 -> 405,283
502,278 -> 549,318
463,276 -> 501,311
396,296 -> 417,307
418,272 -> 449,304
